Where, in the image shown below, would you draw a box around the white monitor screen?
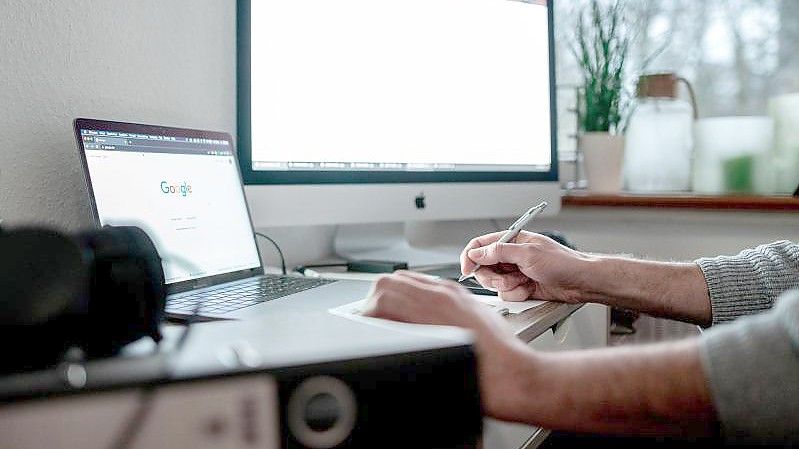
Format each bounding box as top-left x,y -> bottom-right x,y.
80,129 -> 261,284
248,0 -> 553,175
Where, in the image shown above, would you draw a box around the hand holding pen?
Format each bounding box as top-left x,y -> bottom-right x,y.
458,201 -> 548,283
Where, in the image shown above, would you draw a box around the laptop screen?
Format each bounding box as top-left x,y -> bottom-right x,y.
79,125 -> 261,285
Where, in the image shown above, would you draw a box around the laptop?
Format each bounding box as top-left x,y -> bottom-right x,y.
74,118 -> 358,320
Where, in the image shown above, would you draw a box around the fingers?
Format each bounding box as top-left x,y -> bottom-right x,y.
362,289 -> 411,322
393,270 -> 468,293
366,273 -> 430,304
467,242 -> 531,268
362,276 -> 420,321
497,281 -> 537,302
363,273 -> 446,322
363,272 -> 477,327
474,268 -> 529,292
392,270 -> 443,286
460,231 -> 507,275
361,273 -> 517,348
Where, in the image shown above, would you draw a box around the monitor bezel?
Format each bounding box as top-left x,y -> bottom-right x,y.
236,0 -> 558,185
74,118 -> 265,295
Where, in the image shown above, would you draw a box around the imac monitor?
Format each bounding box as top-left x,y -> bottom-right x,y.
238,0 -> 559,262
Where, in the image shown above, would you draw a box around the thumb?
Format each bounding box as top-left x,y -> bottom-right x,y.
467,242 -> 528,267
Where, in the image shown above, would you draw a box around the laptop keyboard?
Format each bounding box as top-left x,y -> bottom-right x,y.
166,274 -> 336,315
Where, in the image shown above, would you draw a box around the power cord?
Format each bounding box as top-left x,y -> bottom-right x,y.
254,232 -> 287,275
109,302 -> 203,449
109,255 -> 204,449
110,235 -> 287,449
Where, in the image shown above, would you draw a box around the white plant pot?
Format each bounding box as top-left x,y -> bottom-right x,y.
580,132 -> 625,193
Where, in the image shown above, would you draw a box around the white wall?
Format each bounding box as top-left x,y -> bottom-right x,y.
0,0 -> 236,229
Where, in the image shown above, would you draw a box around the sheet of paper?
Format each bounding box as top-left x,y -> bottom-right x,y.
317,269 -> 550,315
469,295 -> 548,314
329,300 -> 473,342
330,294 -> 548,341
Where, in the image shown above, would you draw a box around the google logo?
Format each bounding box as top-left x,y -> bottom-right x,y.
161,181 -> 192,197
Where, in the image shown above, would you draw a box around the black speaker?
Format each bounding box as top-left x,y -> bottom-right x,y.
274,347 -> 482,449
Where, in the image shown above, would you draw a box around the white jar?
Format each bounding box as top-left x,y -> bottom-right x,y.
623,98 -> 694,192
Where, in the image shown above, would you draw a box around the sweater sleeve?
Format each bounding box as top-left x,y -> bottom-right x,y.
699,289 -> 799,445
695,241 -> 799,325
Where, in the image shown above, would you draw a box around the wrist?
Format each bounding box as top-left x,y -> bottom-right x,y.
503,350 -> 568,426
570,254 -> 618,303
478,339 -> 544,422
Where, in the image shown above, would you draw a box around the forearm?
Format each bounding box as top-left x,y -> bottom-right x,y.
579,256 -> 711,325
505,339 -> 717,437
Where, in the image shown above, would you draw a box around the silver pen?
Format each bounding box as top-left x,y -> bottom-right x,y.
458,201 -> 548,282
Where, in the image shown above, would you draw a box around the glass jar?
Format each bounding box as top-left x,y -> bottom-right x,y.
623,97 -> 694,192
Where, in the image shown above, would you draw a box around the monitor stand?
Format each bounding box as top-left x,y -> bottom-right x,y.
334,223 -> 462,268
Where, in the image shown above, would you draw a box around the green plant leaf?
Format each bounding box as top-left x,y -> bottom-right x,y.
569,0 -> 632,134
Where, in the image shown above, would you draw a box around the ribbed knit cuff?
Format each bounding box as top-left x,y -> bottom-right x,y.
695,256 -> 772,325
695,241 -> 799,325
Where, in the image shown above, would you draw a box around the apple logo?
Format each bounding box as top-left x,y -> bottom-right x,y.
415,192 -> 426,209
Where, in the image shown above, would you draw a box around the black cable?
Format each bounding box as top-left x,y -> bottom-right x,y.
109,301 -> 200,449
110,236 -> 284,449
109,254 -> 204,449
109,385 -> 156,449
254,232 -> 287,275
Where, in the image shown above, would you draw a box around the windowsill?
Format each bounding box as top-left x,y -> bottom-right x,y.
562,191 -> 799,212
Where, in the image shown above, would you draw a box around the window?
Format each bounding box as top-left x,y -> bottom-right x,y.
555,0 -> 799,160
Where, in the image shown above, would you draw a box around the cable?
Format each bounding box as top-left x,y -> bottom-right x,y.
109,254 -> 203,449
108,386 -> 156,449
255,232 -> 287,275
108,310 -> 199,449
109,236 -> 284,449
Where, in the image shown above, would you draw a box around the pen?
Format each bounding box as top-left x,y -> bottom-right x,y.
458,201 -> 548,282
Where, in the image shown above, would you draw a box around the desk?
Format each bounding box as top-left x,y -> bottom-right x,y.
508,301 -> 581,343
299,268 -> 607,449
129,270 -> 605,449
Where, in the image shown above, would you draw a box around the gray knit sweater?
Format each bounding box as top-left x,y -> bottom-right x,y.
696,241 -> 799,444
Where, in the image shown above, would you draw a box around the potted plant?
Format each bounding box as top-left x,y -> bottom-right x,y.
572,0 -> 630,192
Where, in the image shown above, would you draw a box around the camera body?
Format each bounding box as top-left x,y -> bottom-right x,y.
0,226 -> 166,374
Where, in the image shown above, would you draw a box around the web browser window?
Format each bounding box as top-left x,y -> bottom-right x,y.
249,0 -> 552,173
80,129 -> 261,284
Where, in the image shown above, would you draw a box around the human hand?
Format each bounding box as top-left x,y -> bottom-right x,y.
361,271 -> 534,420
461,231 -> 596,303
361,271 -> 512,340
